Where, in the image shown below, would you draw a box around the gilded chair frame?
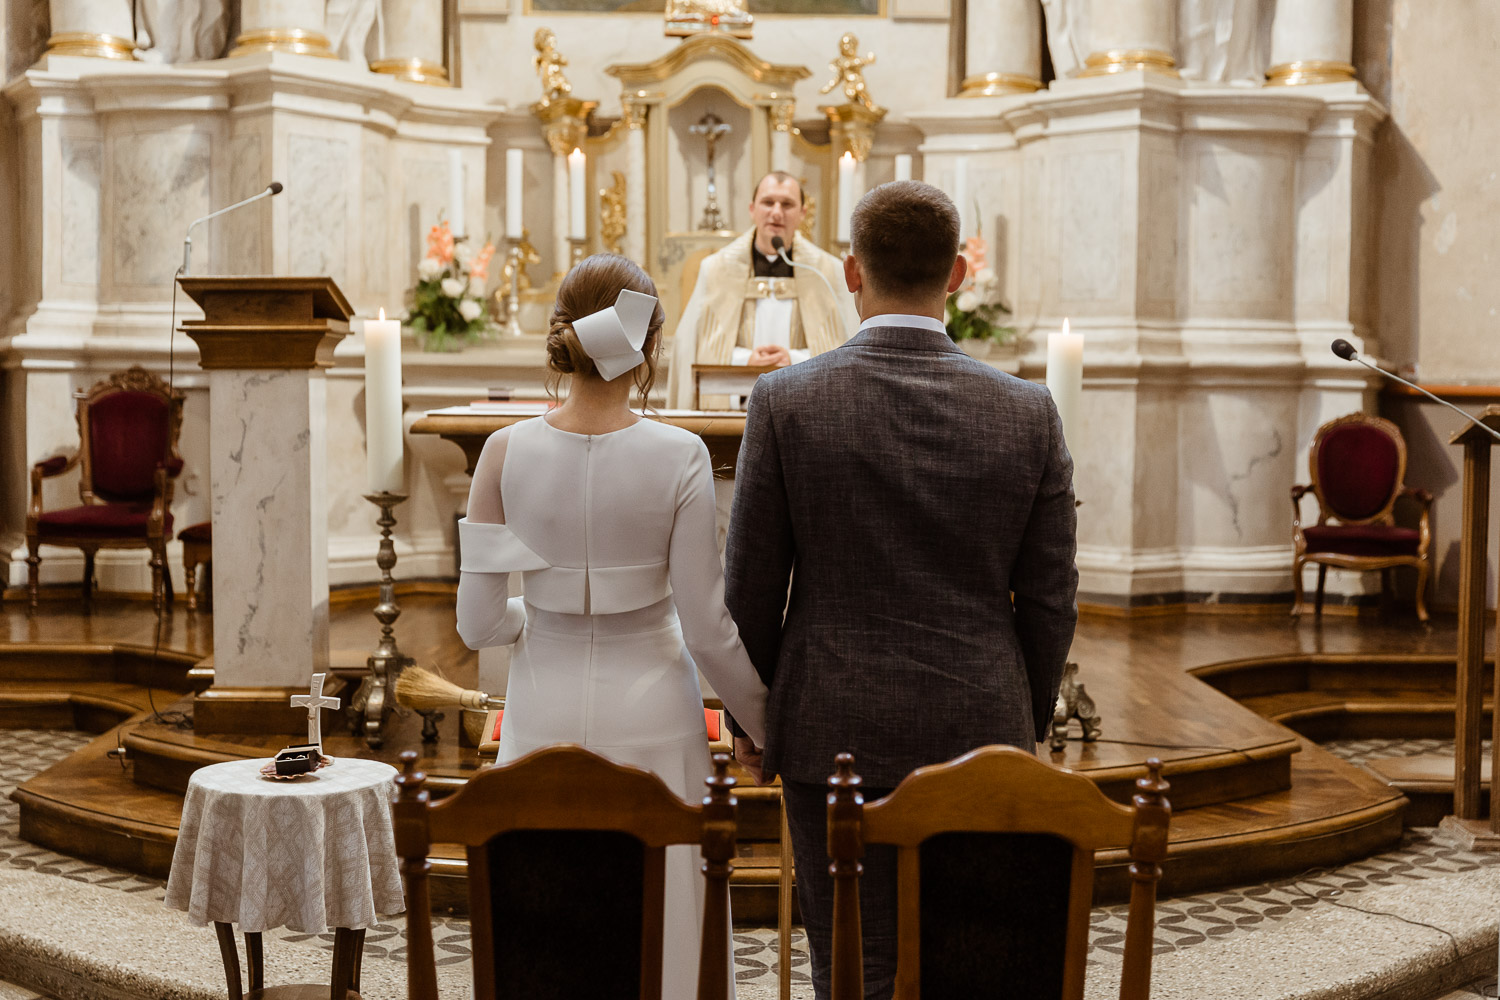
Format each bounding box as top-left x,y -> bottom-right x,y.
393,746 -> 737,1000
1290,411 -> 1432,621
827,747 -> 1170,1000
25,366 -> 184,614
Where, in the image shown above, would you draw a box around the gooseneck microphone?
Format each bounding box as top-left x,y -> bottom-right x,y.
770,235 -> 845,331
1330,339 -> 1500,442
181,182 -> 285,276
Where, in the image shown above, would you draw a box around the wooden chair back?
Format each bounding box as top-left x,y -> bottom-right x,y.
393,746 -> 737,1000
827,747 -> 1170,1000
75,366 -> 184,506
1308,412 -> 1407,526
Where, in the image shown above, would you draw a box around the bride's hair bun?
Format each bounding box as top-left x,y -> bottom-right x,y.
545,254 -> 666,402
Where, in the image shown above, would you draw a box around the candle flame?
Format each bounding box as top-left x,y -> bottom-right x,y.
1062,317 -> 1070,336
569,147 -> 584,162
378,307 -> 386,321
840,151 -> 854,165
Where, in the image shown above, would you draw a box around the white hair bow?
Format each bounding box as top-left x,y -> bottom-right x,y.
572,288 -> 657,381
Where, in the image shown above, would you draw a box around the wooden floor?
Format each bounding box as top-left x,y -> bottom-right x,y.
2,590 -> 1491,905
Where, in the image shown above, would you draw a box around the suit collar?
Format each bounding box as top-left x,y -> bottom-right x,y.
845,325 -> 962,354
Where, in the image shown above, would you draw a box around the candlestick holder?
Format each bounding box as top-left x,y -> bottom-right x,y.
568,236 -> 586,270
504,239 -> 525,337
350,491 -> 416,749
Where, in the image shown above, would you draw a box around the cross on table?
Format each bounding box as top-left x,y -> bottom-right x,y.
289,672 -> 341,750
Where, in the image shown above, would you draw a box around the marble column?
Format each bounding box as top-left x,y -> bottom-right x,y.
623,97 -> 648,266
45,0 -> 136,59
961,0 -> 1042,96
371,0 -> 449,86
1081,0 -> 1178,76
768,98 -> 794,170
230,0 -> 335,58
1265,0 -> 1354,86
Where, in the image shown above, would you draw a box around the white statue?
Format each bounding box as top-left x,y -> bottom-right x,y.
290,672 -> 341,751
1178,0 -> 1273,84
1041,0 -> 1091,78
132,0 -> 231,63
327,0 -> 381,65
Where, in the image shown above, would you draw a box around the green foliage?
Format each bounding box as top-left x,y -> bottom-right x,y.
944,293 -> 1016,343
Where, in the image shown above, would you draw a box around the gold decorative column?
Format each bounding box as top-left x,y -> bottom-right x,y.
1265,0 -> 1355,86
371,0 -> 450,85
45,0 -> 136,59
230,0 -> 336,58
535,97 -> 596,277
767,95 -> 795,170
960,0 -> 1042,96
623,94 -> 650,265
1080,0 -> 1179,77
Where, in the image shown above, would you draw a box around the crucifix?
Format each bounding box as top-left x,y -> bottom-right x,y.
290,672 -> 341,751
690,111 -> 732,231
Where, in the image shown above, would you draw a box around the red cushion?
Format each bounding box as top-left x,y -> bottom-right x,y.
36,504 -> 173,540
1316,424 -> 1400,520
88,391 -> 173,503
178,521 -> 212,544
1303,524 -> 1420,558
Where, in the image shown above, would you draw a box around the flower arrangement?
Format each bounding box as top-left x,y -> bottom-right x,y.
945,233 -> 1015,343
408,221 -> 496,352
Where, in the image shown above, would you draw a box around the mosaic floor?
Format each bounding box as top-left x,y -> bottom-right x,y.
1,728 -> 1494,999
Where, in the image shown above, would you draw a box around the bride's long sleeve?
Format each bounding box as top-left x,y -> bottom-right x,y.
455,429 -> 533,651
670,440 -> 769,747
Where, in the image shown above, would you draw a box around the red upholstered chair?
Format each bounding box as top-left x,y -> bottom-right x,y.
1291,412 -> 1432,621
25,366 -> 185,614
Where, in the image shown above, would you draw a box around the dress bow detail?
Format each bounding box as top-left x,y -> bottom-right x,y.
572,288 -> 657,381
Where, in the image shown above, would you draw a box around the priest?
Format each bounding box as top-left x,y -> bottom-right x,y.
667,172 -> 859,409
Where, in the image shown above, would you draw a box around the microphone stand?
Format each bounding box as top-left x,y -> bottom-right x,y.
181,182 -> 284,276
1334,342 -> 1500,444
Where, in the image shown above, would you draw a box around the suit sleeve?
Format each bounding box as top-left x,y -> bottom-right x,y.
1010,397 -> 1080,741
724,378 -> 796,697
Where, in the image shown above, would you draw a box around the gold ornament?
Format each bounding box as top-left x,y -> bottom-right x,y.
599,171 -> 627,256
533,28 -> 573,104
819,33 -> 883,114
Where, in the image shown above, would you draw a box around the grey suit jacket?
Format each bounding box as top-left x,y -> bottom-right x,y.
724,324 -> 1078,787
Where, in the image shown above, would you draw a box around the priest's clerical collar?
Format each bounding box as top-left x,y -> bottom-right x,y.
753,241 -> 793,278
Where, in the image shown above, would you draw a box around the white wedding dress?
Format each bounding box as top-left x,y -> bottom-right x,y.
456,414 -> 768,1000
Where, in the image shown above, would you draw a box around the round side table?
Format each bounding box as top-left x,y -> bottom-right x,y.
164,757 -> 404,1000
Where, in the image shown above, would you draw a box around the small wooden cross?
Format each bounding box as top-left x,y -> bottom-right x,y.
290,672 -> 341,751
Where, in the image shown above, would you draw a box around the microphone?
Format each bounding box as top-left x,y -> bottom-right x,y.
768,235 -> 845,332
181,182 -> 285,276
1330,339 -> 1500,443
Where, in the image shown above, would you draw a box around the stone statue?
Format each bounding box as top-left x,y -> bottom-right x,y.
533,27 -> 572,103
1178,0 -> 1274,84
132,0 -> 231,63
327,0 -> 381,66
820,33 -> 879,112
1041,0 -> 1090,78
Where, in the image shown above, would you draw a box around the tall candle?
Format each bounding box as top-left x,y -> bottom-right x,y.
447,149 -> 465,239
364,308 -> 404,495
567,147 -> 586,241
1046,318 -> 1084,447
893,154 -> 912,182
836,151 -> 857,244
952,157 -> 969,238
505,148 -> 524,240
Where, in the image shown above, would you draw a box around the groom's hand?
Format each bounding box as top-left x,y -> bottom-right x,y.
734,737 -> 766,785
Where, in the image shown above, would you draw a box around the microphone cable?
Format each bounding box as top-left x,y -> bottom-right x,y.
770,236 -> 850,339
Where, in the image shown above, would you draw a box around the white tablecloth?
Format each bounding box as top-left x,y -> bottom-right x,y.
164,757 -> 405,934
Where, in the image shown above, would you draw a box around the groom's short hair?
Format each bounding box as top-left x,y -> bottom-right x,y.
850,181 -> 960,297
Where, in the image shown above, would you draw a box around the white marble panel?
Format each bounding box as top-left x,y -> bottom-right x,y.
1070,385 -> 1134,550
361,141 -> 389,309
288,134 -> 350,283
1058,149 -> 1123,303
111,129 -> 211,288
60,136 -> 100,288
402,154 -> 446,280
1188,145 -> 1294,314
1178,387 -> 1299,551
225,131 -> 265,274
1140,146 -> 1177,313
208,368 -> 330,688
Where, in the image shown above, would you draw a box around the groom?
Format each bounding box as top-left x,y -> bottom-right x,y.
725,181 -> 1078,999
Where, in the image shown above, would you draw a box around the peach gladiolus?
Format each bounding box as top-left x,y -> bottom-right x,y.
468,241 -> 497,281
426,221 -> 455,265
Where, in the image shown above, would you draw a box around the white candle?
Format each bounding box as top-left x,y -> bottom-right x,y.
364,308 -> 405,495
447,149 -> 466,239
952,157 -> 969,238
568,147 -> 586,241
505,148 -> 524,240
1046,318 -> 1084,447
893,154 -> 912,182
836,151 -> 857,244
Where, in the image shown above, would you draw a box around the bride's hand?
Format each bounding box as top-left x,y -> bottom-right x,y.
733,736 -> 766,785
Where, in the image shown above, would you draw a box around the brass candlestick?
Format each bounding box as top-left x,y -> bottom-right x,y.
350,491 -> 417,748
504,240 -> 525,337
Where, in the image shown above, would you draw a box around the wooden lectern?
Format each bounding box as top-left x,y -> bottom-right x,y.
1438,405 -> 1500,850
177,276 -> 352,735
692,363 -> 776,411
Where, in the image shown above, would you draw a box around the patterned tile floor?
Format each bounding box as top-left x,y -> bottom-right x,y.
1,728 -> 1494,999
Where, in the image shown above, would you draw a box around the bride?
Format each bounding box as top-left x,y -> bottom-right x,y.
455,253 -> 768,997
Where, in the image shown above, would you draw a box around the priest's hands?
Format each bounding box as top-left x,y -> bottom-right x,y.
748,345 -> 793,368
734,736 -> 767,784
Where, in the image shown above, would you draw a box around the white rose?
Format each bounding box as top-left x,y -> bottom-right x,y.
441,277 -> 466,298
956,290 -> 980,313
468,276 -> 487,298
973,266 -> 994,286
417,257 -> 444,281
458,298 -> 482,322
453,242 -> 474,267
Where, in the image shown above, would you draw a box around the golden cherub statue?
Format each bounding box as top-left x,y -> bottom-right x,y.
533,28 -> 572,104
820,32 -> 880,113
